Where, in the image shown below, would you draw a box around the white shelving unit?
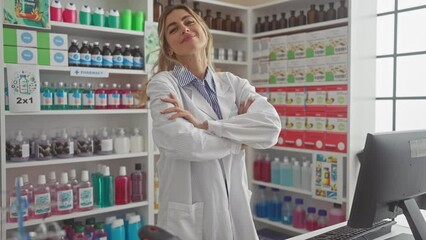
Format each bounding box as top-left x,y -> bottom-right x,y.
253,217 -> 308,235
4,65 -> 147,75
5,109 -> 148,116
253,81 -> 348,88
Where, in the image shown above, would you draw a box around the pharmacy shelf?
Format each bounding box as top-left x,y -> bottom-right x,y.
196,0 -> 249,10
4,65 -> 147,76
253,18 -> 348,38
5,109 -> 148,116
252,180 -> 311,196
253,81 -> 348,88
154,209 -> 159,215
253,217 -> 308,234
5,152 -> 148,169
50,21 -> 144,39
270,146 -> 347,157
5,201 -> 148,230
213,60 -> 248,66
210,29 -> 247,38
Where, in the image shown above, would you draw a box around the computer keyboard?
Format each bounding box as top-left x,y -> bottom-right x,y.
306,219 -> 396,240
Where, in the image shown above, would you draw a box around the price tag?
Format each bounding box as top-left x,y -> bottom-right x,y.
7,65 -> 40,112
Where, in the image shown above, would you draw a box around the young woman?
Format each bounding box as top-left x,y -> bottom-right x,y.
147,5 -> 281,240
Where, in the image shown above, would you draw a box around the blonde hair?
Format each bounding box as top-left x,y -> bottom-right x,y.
141,4 -> 214,104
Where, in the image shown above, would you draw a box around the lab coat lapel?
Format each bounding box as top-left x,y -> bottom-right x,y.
183,85 -> 218,120
215,74 -> 233,120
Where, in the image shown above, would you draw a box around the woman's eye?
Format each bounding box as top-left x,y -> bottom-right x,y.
185,20 -> 195,25
169,28 -> 177,34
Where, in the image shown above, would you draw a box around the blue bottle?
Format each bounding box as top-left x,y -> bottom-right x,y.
280,156 -> 293,186
127,215 -> 142,240
105,216 -> 117,239
282,196 -> 293,225
255,185 -> 268,218
267,188 -> 282,222
271,157 -> 281,184
111,219 -> 125,240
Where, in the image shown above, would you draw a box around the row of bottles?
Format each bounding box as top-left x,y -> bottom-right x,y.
153,0 -> 243,33
255,1 -> 348,33
68,40 -> 144,69
7,164 -> 146,223
6,128 -> 144,162
38,81 -> 146,111
254,154 -> 312,191
254,187 -> 346,230
50,1 -> 145,31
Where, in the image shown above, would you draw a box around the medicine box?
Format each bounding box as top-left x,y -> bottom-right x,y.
4,46 -> 37,64
37,32 -> 68,50
38,49 -> 68,66
3,28 -> 37,47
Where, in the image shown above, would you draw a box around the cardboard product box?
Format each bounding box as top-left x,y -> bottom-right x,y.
269,87 -> 286,106
325,132 -> 347,153
259,61 -> 270,83
252,39 -> 262,60
3,28 -> 37,47
325,26 -> 348,56
283,111 -> 305,149
260,38 -> 271,62
287,59 -> 306,84
277,129 -> 286,147
305,86 -> 327,112
285,87 -> 305,112
256,87 -> 269,101
4,46 -> 37,64
306,30 -> 327,58
251,61 -> 260,83
326,85 -> 348,112
326,55 -> 348,82
269,35 -> 287,61
306,57 -> 327,83
304,111 -> 326,150
269,60 -> 287,84
326,112 -> 348,133
38,49 -> 68,66
287,33 -> 306,59
37,32 -> 68,50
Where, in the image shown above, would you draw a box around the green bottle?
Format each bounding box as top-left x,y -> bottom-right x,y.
120,9 -> 132,30
41,81 -> 53,110
92,164 -> 103,206
54,82 -> 68,110
5,85 -> 9,111
100,166 -> 115,207
68,82 -> 82,110
133,11 -> 145,31
108,9 -> 120,28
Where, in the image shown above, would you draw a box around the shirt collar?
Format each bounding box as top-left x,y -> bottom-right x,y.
173,64 -> 216,92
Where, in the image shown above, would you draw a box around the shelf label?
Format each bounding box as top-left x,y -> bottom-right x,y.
7,64 -> 40,112
70,67 -> 109,78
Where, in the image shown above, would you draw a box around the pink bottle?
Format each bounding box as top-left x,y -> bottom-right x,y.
305,207 -> 318,231
56,172 -> 74,215
48,171 -> 59,215
62,3 -> 78,23
120,83 -> 134,109
69,169 -> 79,209
131,163 -> 146,202
107,83 -> 121,109
95,83 -> 108,109
317,209 -> 328,229
77,170 -> 94,211
50,0 -> 63,21
22,174 -> 34,217
329,203 -> 346,225
7,177 -> 29,223
292,198 -> 306,229
115,166 -> 130,205
32,175 -> 51,219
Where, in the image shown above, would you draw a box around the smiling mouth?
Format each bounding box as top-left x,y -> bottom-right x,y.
181,34 -> 196,43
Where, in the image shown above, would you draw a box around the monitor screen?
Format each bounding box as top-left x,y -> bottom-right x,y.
348,130 -> 426,239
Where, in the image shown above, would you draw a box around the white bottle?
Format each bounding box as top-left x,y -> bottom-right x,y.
293,160 -> 301,188
301,161 -> 312,191
130,128 -> 144,153
114,128 -> 130,154
271,157 -> 281,185
98,128 -> 113,155
9,131 -> 30,162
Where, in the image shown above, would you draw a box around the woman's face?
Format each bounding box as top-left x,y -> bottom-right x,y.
164,9 -> 207,58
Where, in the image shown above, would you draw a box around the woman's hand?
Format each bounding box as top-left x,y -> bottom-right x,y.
160,93 -> 207,129
238,97 -> 255,115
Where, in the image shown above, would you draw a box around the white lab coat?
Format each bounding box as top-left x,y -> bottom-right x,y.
148,70 -> 281,240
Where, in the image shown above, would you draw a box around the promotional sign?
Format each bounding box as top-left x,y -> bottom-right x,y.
312,152 -> 344,203
3,0 -> 50,29
7,65 -> 40,112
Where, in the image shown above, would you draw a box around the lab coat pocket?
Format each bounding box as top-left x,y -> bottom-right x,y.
166,201 -> 204,240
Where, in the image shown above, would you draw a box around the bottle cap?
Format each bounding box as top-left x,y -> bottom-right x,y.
104,166 -> 111,176
283,156 -> 289,163
126,212 -> 136,220
295,198 -> 303,205
125,44 -> 130,48
22,174 -> 29,183
97,164 -> 103,173
40,131 -> 47,141
15,177 -> 24,187
109,9 -> 120,16
95,222 -> 105,229
69,169 -> 76,179
49,171 -> 56,180
294,161 -> 300,166
128,215 -> 141,224
38,175 -> 46,185
65,3 -> 76,10
95,7 -> 105,14
81,170 -> 89,182
86,217 -> 95,225
119,166 -> 127,176
274,157 -> 279,162
271,188 -> 279,192
303,161 -> 310,167
16,131 -> 24,142
283,196 -> 292,202
80,5 -> 91,12
60,172 -> 69,184
307,207 -> 316,213
105,216 -> 117,225
111,219 -> 124,228
318,209 -> 327,216
75,225 -> 85,233
51,0 -> 62,8
135,163 -> 142,171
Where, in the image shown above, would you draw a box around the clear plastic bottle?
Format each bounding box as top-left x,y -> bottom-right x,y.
8,131 -> 30,162
22,174 -> 34,216
280,156 -> 293,186
95,83 -> 107,109
114,128 -> 130,154
317,209 -> 328,229
301,161 -> 312,191
96,128 -> 113,155
107,83 -> 121,109
76,128 -> 94,157
48,171 -> 59,215
267,188 -> 282,222
123,44 -> 133,69
271,157 -> 281,184
292,198 -> 306,229
69,169 -> 79,209
115,166 -> 130,205
102,43 -> 113,68
100,166 -> 115,207
281,196 -> 292,225
255,185 -> 268,218
131,163 -> 146,202
35,131 -> 53,160
54,82 -> 68,110
56,172 -> 73,215
329,203 -> 346,225
305,207 -> 318,231
120,83 -> 134,109
130,128 -> 144,153
78,170 -> 94,212
54,129 -> 74,158
293,160 -> 301,188
7,177 -> 29,223
82,83 -> 95,109
68,82 -> 82,110
112,44 -> 123,69
32,174 -> 51,219
41,81 -> 54,110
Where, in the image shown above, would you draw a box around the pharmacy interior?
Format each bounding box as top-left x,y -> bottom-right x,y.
0,0 -> 377,239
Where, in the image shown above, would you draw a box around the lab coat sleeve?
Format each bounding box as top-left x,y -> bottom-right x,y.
206,73 -> 281,149
147,75 -> 242,161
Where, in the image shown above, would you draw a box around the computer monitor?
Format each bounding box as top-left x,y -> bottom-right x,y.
348,130 -> 426,240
